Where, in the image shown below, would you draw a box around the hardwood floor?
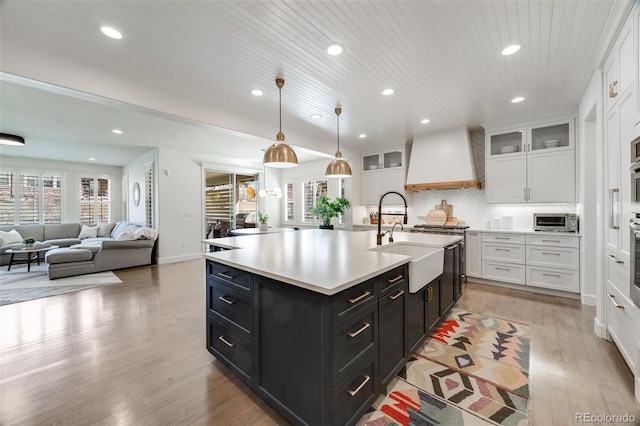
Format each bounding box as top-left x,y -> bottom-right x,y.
1,259 -> 638,425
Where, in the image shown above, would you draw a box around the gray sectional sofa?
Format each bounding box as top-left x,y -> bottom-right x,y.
0,221 -> 157,279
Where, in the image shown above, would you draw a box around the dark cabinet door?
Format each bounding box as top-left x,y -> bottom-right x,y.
441,244 -> 456,314
378,283 -> 406,390
425,278 -> 441,331
406,287 -> 427,354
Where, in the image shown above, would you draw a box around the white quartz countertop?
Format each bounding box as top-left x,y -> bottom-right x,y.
204,229 -> 462,295
466,227 -> 581,236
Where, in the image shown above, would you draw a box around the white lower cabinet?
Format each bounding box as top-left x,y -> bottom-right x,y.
606,279 -> 639,380
464,231 -> 481,278
471,231 -> 580,293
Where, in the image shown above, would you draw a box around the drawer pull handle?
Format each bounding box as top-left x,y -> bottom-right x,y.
495,237 -> 510,240
218,295 -> 235,305
218,336 -> 235,348
495,248 -> 510,252
542,273 -> 561,278
347,322 -> 371,338
425,286 -> 433,302
542,252 -> 561,256
347,375 -> 371,397
607,293 -> 625,309
389,289 -> 405,300
607,254 -> 624,264
387,274 -> 404,284
542,239 -> 561,243
495,267 -> 511,271
348,290 -> 371,304
218,272 -> 235,280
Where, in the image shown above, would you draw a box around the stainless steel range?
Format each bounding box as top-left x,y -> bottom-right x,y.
411,224 -> 468,284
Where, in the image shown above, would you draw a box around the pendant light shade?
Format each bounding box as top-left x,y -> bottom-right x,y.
263,78 -> 298,168
326,107 -> 352,178
0,133 -> 25,146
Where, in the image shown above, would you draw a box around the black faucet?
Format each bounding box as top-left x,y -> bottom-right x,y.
377,191 -> 408,245
389,222 -> 403,243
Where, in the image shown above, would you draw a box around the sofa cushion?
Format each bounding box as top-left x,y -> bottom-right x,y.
97,221 -> 116,237
43,223 -> 81,240
0,224 -> 44,242
45,238 -> 81,248
70,244 -> 101,254
45,248 -> 93,264
78,224 -> 98,239
0,229 -> 24,245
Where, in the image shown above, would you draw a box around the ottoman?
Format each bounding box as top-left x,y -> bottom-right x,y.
45,247 -> 95,279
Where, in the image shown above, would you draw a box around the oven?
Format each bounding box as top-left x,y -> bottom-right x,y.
411,224 -> 467,285
629,215 -> 640,307
631,160 -> 640,206
631,135 -> 640,164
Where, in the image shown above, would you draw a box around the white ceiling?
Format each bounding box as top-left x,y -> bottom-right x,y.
0,0 -> 633,167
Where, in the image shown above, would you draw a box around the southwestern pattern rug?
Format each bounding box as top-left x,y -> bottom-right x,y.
359,309 -> 530,425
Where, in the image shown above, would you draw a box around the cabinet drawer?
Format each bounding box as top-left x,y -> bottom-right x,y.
208,279 -> 254,338
526,266 -> 580,293
333,304 -> 377,384
526,246 -> 579,270
482,242 -> 525,263
379,265 -> 407,297
333,355 -> 377,426
333,278 -> 376,323
208,261 -> 252,293
606,284 -> 639,375
526,234 -> 579,248
207,319 -> 253,383
482,233 -> 525,244
482,261 -> 525,285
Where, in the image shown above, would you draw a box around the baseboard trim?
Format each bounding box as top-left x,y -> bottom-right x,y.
581,292 -> 597,306
157,253 -> 203,264
593,316 -> 608,339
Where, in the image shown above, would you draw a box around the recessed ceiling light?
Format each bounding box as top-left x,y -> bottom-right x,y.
310,114 -> 322,120
99,26 -> 124,40
501,44 -> 521,56
250,89 -> 263,96
382,89 -> 394,96
511,96 -> 525,103
358,134 -> 367,139
111,129 -> 123,134
88,157 -> 96,161
420,118 -> 431,124
326,43 -> 344,56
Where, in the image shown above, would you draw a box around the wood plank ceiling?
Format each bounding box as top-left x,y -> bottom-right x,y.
0,0 -> 625,165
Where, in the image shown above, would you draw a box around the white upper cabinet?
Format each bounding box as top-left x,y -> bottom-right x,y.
485,118 -> 576,204
361,148 -> 406,205
604,15 -> 634,114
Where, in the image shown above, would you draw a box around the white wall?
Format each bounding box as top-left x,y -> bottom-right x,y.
123,149 -> 158,226
578,70 -> 604,311
0,155 -> 123,223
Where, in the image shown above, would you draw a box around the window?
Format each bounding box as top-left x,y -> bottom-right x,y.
284,183 -> 294,222
144,164 -> 153,228
42,175 -> 61,224
303,179 -> 327,223
80,177 -> 110,224
0,172 -> 15,225
338,178 -> 346,224
0,172 -> 62,225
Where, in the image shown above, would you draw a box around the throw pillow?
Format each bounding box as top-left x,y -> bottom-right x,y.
0,229 -> 23,246
115,231 -> 135,241
97,221 -> 116,237
78,224 -> 98,239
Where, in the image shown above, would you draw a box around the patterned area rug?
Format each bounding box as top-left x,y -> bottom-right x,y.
0,264 -> 122,306
359,309 -> 530,425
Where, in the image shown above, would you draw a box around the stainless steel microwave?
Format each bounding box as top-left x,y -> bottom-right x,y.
533,213 -> 578,232
632,135 -> 640,164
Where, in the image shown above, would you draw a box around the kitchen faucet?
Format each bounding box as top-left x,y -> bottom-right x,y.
377,191 -> 408,245
389,222 -> 403,243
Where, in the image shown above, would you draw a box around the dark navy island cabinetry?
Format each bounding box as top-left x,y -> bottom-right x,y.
206,248 -> 461,425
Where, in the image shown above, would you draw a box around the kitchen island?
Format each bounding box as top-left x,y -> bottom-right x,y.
203,229 -> 462,425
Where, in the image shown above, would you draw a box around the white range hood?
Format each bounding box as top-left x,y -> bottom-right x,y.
405,127 -> 481,191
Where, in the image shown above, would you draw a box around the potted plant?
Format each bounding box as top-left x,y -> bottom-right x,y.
258,212 -> 269,231
311,195 -> 350,229
22,237 -> 36,247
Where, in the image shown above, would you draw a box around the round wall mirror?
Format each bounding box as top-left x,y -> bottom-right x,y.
133,182 -> 141,206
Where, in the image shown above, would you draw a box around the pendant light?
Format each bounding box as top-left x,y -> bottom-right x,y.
263,78 -> 298,168
325,107 -> 352,178
0,133 -> 25,146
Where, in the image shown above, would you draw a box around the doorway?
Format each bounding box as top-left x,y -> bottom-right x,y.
204,171 -> 258,238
